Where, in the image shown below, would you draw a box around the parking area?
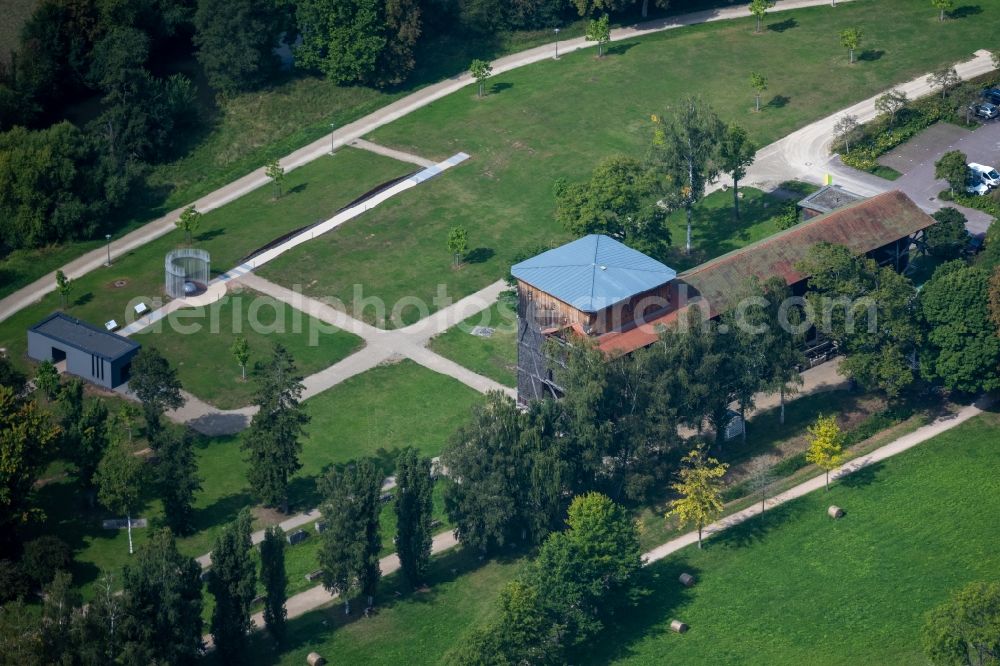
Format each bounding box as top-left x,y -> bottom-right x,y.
876,119 -> 1000,235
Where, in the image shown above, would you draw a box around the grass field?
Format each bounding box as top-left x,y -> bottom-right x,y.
428,296 -> 519,387
0,148 -> 411,372
254,410 -> 1000,665
259,0 -> 997,326
135,288 -> 363,409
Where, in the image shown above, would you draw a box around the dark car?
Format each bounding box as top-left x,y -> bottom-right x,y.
970,102 -> 1000,120
982,88 -> 1000,105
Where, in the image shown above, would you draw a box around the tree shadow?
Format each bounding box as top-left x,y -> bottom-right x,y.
465,247 -> 495,264
859,49 -> 885,62
191,490 -> 256,534
836,459 -> 885,489
766,18 -> 797,32
287,182 -> 308,196
73,292 -> 94,307
195,228 -> 226,243
490,82 -> 512,94
579,559 -> 700,663
950,5 -> 982,18
606,41 -> 639,56
767,94 -> 790,109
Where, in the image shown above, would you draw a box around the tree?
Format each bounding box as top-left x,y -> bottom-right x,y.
21,536 -> 71,589
176,205 -> 201,245
395,449 -> 434,589
154,428 -> 201,534
129,347 -> 184,436
0,356 -> 26,396
586,14 -> 611,57
571,0 -> 667,19
935,150 -> 969,196
750,71 -> 767,112
749,0 -> 775,33
68,397 -> 110,489
805,414 -> 844,490
718,124 -> 757,219
931,0 -> 954,21
746,455 -> 778,513
553,155 -> 672,259
800,243 -> 922,397
209,509 -> 256,662
193,0 -> 288,95
231,336 -> 251,381
650,96 -> 725,253
294,0 -> 398,85
875,88 -> 907,127
241,344 -> 308,512
0,387 -> 60,554
317,459 -> 382,613
840,27 -> 862,64
118,529 -> 203,664
927,207 -> 969,259
922,581 -> 1000,666
928,67 -> 960,99
38,570 -> 79,663
667,445 -> 728,548
55,270 -> 72,309
95,438 -> 143,554
761,277 -> 806,425
448,225 -> 469,267
260,525 -> 288,644
920,262 -> 1000,394
35,360 -> 60,399
469,59 -> 492,97
453,580 -> 561,665
265,158 -> 285,199
833,114 -> 859,153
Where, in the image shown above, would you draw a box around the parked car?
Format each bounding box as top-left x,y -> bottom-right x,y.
966,172 -> 989,196
970,102 -> 1000,120
970,162 -> 1000,187
983,88 -> 1000,105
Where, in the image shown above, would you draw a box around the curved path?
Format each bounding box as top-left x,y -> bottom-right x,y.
0,0 -> 855,325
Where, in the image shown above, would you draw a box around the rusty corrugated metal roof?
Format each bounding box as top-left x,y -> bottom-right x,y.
596,190 -> 935,355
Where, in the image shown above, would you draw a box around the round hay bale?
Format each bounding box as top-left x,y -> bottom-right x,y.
828,505 -> 845,519
670,620 -> 689,634
678,573 -> 696,588
306,652 -> 326,666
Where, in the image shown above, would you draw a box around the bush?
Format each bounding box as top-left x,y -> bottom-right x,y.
773,202 -> 800,230
20,536 -> 71,588
0,560 -> 30,603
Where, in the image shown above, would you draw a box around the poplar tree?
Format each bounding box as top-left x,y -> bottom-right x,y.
154,428 -> 202,534
394,449 -> 434,589
260,525 -> 288,644
209,509 -> 256,662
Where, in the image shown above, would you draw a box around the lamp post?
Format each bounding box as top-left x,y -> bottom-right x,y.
105,234 -> 112,267
554,28 -> 561,60
330,123 -> 337,155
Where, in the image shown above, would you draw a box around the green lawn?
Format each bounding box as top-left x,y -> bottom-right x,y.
259,0 -> 997,326
593,411 -> 1000,665
0,148 -> 411,373
253,410 -> 1000,665
428,295 -> 519,387
134,288 -> 363,409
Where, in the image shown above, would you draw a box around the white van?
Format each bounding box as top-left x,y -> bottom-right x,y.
969,163 -> 1000,188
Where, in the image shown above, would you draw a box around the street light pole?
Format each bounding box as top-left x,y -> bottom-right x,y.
330,123 -> 337,155
554,28 -> 561,60
105,234 -> 112,266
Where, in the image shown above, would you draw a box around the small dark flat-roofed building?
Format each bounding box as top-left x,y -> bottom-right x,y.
797,185 -> 865,219
514,190 -> 938,402
28,313 -> 141,389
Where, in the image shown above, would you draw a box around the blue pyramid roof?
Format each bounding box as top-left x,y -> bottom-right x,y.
511,235 -> 676,313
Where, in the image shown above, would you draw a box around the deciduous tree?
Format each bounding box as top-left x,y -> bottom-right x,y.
750,71 -> 767,112
154,428 -> 201,534
650,97 -> 724,254
35,360 -> 60,399
176,205 -> 201,244
928,67 -> 960,99
470,59 -> 492,97
805,414 -> 844,489
193,0 -> 288,95
231,336 -> 251,381
935,150 -> 969,196
931,0 -> 954,21
209,509 -> 256,662
448,225 -> 469,266
840,27 -> 862,63
922,581 -> 1000,665
241,344 -> 308,512
586,14 -> 611,57
294,0 -> 395,85
746,455 -> 778,513
129,347 -> 184,437
265,159 -> 285,200
718,124 -> 757,219
95,438 -> 143,554
667,445 -> 728,548
875,88 -> 907,127
749,0 -> 775,33
833,114 -> 859,153
395,449 -> 434,589
927,207 -> 969,259
55,270 -> 72,309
